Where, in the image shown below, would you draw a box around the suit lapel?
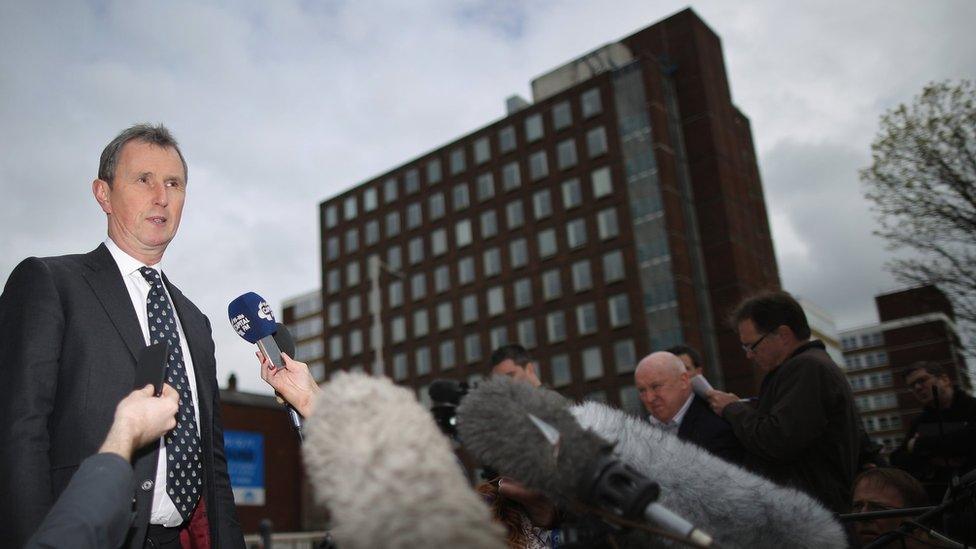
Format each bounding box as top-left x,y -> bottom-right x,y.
678,396 -> 703,438
81,244 -> 145,361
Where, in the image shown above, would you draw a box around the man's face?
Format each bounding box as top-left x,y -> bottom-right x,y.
93,141 -> 186,263
635,363 -> 691,423
738,319 -> 785,373
852,480 -> 907,547
905,369 -> 953,407
491,359 -> 541,387
677,353 -> 703,378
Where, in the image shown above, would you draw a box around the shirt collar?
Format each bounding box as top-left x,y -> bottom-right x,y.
104,238 -> 166,278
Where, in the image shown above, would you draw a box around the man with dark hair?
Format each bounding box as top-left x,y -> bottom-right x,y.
0,124 -> 244,548
489,344 -> 541,388
664,344 -> 704,378
890,361 -> 976,503
850,468 -> 932,548
707,290 -> 860,513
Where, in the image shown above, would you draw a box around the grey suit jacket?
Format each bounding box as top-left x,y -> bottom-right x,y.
0,244 -> 243,548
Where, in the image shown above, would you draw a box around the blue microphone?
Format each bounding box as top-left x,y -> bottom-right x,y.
228,292 -> 304,439
228,292 -> 284,369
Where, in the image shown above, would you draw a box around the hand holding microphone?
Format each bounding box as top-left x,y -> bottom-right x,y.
256,351 -> 320,418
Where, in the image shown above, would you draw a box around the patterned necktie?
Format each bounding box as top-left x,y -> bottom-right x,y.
139,267 -> 203,521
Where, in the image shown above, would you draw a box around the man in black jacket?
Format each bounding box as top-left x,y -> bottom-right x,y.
707,290 -> 860,513
635,352 -> 743,464
890,361 -> 976,503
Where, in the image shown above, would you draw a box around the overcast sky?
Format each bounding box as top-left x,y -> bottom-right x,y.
2,1 -> 974,393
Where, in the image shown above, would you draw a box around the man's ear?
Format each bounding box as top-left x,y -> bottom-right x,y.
93,179 -> 112,214
526,362 -> 537,377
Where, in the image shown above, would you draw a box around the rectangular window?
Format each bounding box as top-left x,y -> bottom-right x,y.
450,147 -> 466,175
529,150 -> 549,181
329,335 -> 343,360
572,260 -> 592,292
487,286 -> 505,316
347,295 -> 362,320
592,166 -> 612,198
567,218 -> 588,248
597,208 -> 619,240
552,100 -> 572,130
410,273 -> 426,301
577,303 -> 598,335
343,196 -> 358,220
344,228 -> 359,253
413,309 -> 429,337
498,125 -> 516,153
346,261 -> 360,287
327,302 -> 342,327
608,294 -> 631,327
365,220 -> 379,246
349,329 -> 363,356
557,139 -> 578,170
326,237 -> 339,261
582,347 -> 604,380
429,192 -> 446,219
431,228 -> 448,256
490,326 -> 508,350
390,315 -> 406,343
404,169 -> 420,194
440,340 -> 456,370
533,190 -> 552,219
602,250 -> 625,282
455,219 -> 473,247
325,205 -> 338,228
551,354 -> 571,387
385,211 -> 400,237
383,177 -> 398,203
502,162 -> 521,190
388,280 -> 404,308
327,269 -> 340,294
581,88 -> 602,118
480,210 -> 498,238
461,294 -> 478,324
474,136 -> 491,165
406,202 -> 422,229
453,183 -> 470,210
525,113 -> 543,142
408,237 -> 424,265
458,256 -> 475,285
476,173 -> 495,201
483,247 -> 501,277
562,178 -> 582,208
610,340 -> 637,375
393,353 -> 408,381
546,311 -> 566,343
510,238 -> 528,269
517,319 -> 537,349
363,188 -> 378,212
506,200 -> 524,229
426,158 -> 442,184
542,269 -> 562,300
538,228 -> 557,258
434,265 -> 450,293
514,278 -> 533,309
415,347 -> 431,376
386,246 -> 401,270
465,334 -> 482,363
437,302 -> 453,331
587,126 -> 608,158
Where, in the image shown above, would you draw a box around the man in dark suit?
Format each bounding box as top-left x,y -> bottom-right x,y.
635,352 -> 743,464
0,124 -> 244,548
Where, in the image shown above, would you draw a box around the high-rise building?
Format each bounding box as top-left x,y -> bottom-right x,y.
312,7 -> 779,408
839,285 -> 971,451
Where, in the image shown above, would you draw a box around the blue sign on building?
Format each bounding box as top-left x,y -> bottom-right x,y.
224,430 -> 265,506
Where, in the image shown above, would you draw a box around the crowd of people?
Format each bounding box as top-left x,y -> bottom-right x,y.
1,123 -> 973,548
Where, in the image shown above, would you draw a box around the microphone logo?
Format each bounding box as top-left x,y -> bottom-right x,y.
258,301 -> 275,322
231,313 -> 251,337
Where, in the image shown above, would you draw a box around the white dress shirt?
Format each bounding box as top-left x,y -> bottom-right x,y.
104,238 -> 201,527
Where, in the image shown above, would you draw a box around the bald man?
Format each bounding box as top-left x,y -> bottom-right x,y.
635,352 -> 743,464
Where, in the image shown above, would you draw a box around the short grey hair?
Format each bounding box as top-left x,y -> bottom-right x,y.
98,123 -> 187,186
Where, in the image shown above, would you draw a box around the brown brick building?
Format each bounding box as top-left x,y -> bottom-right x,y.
295,8 -> 779,412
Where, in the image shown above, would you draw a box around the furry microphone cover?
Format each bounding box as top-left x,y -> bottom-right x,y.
571,401 -> 848,548
302,372 -> 504,549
